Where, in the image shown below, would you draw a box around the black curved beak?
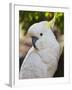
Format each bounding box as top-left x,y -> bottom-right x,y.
32,36 -> 39,49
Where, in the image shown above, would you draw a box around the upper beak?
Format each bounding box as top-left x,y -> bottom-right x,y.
32,36 -> 39,49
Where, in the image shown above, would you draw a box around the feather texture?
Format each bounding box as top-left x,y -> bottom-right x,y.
19,21 -> 60,79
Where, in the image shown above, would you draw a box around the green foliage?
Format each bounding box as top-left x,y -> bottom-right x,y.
55,12 -> 64,34
19,11 -> 64,35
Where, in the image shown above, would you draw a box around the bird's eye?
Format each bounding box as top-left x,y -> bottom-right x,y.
40,33 -> 43,36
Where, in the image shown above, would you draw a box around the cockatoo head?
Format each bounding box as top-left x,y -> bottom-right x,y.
27,21 -> 59,51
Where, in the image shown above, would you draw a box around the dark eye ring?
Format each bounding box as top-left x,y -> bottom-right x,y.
40,33 -> 43,36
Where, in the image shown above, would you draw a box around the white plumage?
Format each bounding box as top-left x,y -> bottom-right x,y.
19,21 -> 60,79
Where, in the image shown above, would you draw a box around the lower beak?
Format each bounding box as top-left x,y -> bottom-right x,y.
32,36 -> 38,49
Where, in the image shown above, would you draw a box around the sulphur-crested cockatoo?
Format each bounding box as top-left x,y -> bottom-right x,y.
19,21 -> 60,79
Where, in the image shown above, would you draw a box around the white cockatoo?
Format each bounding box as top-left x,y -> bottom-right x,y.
19,21 -> 60,79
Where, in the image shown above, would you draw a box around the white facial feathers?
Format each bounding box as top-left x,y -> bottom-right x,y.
28,21 -> 60,51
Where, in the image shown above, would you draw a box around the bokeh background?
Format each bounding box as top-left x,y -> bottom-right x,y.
19,11 -> 64,77
19,11 -> 64,35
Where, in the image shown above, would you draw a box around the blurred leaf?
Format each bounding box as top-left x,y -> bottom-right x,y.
19,11 -> 64,35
